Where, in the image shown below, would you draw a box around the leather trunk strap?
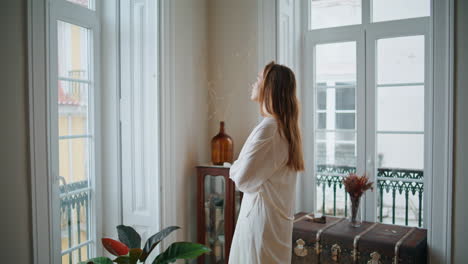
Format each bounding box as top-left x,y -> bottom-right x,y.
352,222 -> 378,263
293,212 -> 314,223
315,218 -> 346,258
393,227 -> 416,264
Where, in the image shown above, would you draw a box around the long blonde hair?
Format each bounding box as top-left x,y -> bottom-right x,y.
259,61 -> 304,171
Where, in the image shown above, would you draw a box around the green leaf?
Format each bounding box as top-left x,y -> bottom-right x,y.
129,248 -> 143,264
139,226 -> 181,261
114,249 -> 143,264
113,256 -> 131,264
152,242 -> 211,264
117,225 -> 141,249
78,257 -> 113,264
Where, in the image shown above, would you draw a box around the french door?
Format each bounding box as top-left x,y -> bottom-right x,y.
305,18 -> 430,227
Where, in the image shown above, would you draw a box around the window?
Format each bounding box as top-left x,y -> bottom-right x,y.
49,1 -> 100,263
306,0 -> 430,227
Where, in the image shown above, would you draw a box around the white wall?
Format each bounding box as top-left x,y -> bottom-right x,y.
207,0 -> 260,158
452,0 -> 468,261
0,0 -> 33,263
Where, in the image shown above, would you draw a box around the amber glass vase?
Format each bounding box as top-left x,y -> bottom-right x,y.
211,121 -> 234,165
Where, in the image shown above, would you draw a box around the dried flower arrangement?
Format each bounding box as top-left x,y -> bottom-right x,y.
342,173 -> 374,227
343,173 -> 374,199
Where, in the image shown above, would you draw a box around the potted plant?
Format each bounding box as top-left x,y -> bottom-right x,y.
79,225 -> 210,264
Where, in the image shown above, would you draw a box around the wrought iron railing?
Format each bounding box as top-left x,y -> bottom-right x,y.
316,165 -> 424,227
60,180 -> 90,264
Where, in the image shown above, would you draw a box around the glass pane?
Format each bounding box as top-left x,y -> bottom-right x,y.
204,175 -> 226,264
316,131 -> 356,166
317,90 -> 327,110
378,186 -> 423,226
377,36 -> 425,85
59,138 -> 90,185
60,191 -> 90,251
377,134 -> 424,170
66,0 -> 94,10
372,0 -> 430,22
58,21 -> 90,80
61,253 -> 70,264
377,86 -> 424,132
58,81 -> 89,136
336,113 -> 355,129
79,245 -> 90,262
316,42 -> 356,83
310,0 -> 362,29
336,88 -> 355,110
234,190 -> 242,226
316,178 -> 348,216
317,113 -> 326,129
57,19 -> 95,263
314,42 -> 357,217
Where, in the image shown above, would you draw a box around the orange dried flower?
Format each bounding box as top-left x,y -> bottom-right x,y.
342,173 -> 373,199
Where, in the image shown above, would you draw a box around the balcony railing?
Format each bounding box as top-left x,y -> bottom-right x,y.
60,180 -> 90,264
316,165 -> 424,227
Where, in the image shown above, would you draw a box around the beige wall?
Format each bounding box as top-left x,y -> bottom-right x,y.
171,0 -> 210,244
207,0 -> 260,158
0,0 -> 33,263
452,0 -> 468,262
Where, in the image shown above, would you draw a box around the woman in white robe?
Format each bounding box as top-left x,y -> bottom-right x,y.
229,62 -> 304,264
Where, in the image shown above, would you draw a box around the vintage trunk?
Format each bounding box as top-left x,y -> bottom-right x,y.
292,212 -> 427,264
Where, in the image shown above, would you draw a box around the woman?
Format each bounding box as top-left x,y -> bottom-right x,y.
229,62 -> 304,264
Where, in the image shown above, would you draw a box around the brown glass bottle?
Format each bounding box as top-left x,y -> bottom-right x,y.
211,121 -> 234,165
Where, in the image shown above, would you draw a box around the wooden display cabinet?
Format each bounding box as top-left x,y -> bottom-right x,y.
196,165 -> 242,264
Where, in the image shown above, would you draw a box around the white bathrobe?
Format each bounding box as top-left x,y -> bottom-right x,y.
229,117 -> 297,264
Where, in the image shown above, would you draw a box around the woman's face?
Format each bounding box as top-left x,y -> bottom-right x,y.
250,71 -> 263,101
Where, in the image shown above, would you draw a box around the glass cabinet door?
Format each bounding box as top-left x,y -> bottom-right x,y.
204,175 -> 226,264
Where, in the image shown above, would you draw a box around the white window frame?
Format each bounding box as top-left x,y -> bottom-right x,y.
29,0 -> 102,263
301,0 -> 454,262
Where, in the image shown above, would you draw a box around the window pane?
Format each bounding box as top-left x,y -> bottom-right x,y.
336,88 -> 355,110
317,90 -> 327,110
59,138 -> 90,185
314,41 -> 357,217
310,0 -> 362,29
60,191 -> 90,250
66,0 -> 94,10
377,86 -> 424,132
336,113 -> 355,129
56,18 -> 95,263
316,42 -> 356,83
58,21 -> 90,79
316,131 -> 356,166
372,0 -> 430,22
377,36 -> 425,85
58,81 -> 89,136
378,186 -> 423,226
335,143 -> 356,165
318,113 -> 326,129
377,134 -> 424,169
